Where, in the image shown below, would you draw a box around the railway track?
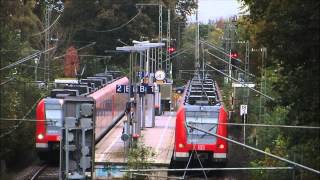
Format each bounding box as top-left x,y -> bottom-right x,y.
17,164 -> 59,180
30,164 -> 59,180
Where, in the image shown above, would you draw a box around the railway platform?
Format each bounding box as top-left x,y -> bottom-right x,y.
94,112 -> 176,178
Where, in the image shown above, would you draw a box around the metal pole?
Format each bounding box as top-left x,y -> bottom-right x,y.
243,113 -> 246,145
159,4 -> 163,70
195,0 -> 200,71
228,49 -> 232,82
166,8 -> 171,76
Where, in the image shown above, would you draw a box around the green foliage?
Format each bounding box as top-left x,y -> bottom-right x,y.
0,0 -> 45,172
240,0 -> 320,178
250,135 -> 289,180
125,140 -> 155,179
127,140 -> 155,169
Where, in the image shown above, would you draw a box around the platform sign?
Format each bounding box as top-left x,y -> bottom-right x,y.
116,85 -> 135,94
146,85 -> 157,94
137,85 -> 146,94
240,104 -> 248,116
117,85 -> 158,94
116,85 -> 128,93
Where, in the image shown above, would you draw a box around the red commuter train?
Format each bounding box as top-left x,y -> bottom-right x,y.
35,73 -> 129,160
174,75 -> 228,164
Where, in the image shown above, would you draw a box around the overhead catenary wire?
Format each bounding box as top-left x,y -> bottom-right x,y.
201,40 -> 243,63
186,124 -> 320,175
32,14 -> 61,36
132,173 -> 182,180
207,122 -> 320,129
40,122 -> 319,130
206,63 -> 275,101
0,47 -> 56,71
53,42 -> 97,60
0,77 -> 14,86
0,118 -> 53,123
206,50 -> 255,78
85,10 -> 142,33
122,166 -> 294,172
0,96 -> 45,138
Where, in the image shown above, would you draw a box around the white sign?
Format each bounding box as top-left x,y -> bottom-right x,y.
232,83 -> 255,88
240,105 -> 248,116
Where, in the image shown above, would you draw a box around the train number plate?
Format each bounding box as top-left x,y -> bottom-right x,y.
197,145 -> 205,150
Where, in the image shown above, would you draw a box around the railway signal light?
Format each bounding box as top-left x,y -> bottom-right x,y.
168,47 -> 176,54
231,52 -> 238,59
229,50 -> 239,59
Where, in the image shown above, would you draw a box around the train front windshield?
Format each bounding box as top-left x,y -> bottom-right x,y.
45,101 -> 63,135
186,110 -> 218,144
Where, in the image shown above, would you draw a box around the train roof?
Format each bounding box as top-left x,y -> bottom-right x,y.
50,73 -> 122,99
184,75 -> 221,107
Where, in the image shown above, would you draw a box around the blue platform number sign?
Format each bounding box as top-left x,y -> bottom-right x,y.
146,86 -> 155,94
116,85 -> 129,93
137,85 -> 146,94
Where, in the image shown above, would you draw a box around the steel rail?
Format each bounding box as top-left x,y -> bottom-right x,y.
30,164 -> 48,180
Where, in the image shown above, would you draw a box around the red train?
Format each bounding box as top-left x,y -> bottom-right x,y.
35,73 -> 129,160
174,75 -> 228,164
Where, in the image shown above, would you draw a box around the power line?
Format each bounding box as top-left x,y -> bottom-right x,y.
206,50 -> 255,78
201,40 -> 243,63
31,14 -> 61,36
206,63 -> 274,101
132,173 -> 182,180
208,122 -> 320,129
85,11 -> 142,33
0,96 -> 44,139
0,118 -> 51,122
0,47 -> 56,71
0,78 -> 14,86
122,166 -> 294,172
187,124 -> 320,175
52,42 -> 96,60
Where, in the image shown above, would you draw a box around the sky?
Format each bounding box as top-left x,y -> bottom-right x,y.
188,0 -> 243,23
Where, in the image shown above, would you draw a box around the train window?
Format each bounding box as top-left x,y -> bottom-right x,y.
185,110 -> 218,144
46,109 -> 62,127
185,111 -> 218,119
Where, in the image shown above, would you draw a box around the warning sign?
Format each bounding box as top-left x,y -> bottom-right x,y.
240,105 -> 248,116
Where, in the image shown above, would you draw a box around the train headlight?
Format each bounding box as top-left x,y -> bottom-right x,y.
37,134 -> 44,140
218,144 -> 225,149
178,143 -> 184,148
59,99 -> 64,106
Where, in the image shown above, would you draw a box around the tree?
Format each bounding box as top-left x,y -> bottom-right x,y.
240,0 -> 320,178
